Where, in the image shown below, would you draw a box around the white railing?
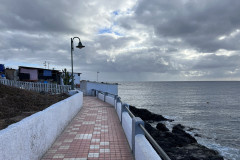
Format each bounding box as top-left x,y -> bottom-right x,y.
0,79 -> 71,94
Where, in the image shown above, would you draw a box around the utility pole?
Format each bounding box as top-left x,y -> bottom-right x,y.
97,71 -> 100,82
43,61 -> 47,69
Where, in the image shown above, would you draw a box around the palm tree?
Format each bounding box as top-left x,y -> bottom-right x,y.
61,68 -> 73,85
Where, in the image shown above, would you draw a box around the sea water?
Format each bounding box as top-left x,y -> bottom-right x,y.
118,81 -> 240,160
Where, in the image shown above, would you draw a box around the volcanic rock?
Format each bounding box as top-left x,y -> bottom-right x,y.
129,105 -> 173,122
145,122 -> 224,160
156,123 -> 169,132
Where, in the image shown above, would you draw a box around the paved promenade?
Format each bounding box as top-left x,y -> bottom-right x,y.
41,96 -> 133,160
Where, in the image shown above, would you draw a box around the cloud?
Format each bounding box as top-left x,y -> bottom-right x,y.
133,0 -> 240,52
0,0 -> 240,81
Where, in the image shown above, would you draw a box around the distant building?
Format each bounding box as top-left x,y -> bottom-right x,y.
18,66 -> 61,84
5,68 -> 18,81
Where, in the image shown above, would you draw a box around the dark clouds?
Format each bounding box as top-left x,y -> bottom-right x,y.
193,54 -> 239,70
0,0 -> 240,81
0,0 -> 85,33
134,0 -> 240,52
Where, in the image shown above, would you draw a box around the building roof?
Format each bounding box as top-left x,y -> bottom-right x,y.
19,66 -> 60,72
5,68 -> 16,70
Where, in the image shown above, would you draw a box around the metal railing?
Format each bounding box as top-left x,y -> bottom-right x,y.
123,105 -> 171,160
124,105 -> 135,118
139,124 -> 171,160
93,89 -> 171,160
93,89 -> 116,97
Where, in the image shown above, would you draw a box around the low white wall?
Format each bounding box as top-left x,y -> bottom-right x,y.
95,93 -> 162,160
135,134 -> 162,160
122,112 -> 132,149
80,81 -> 118,96
105,95 -> 115,106
117,102 -> 122,121
98,93 -> 104,101
115,99 -> 118,109
0,92 -> 83,160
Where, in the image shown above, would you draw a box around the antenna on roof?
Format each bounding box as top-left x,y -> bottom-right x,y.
43,61 -> 47,69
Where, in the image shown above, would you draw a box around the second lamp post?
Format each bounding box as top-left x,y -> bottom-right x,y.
71,37 -> 85,90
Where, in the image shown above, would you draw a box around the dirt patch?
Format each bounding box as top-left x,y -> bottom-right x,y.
0,84 -> 69,130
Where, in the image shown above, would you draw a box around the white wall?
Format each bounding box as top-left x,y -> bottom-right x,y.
98,93 -> 104,101
73,73 -> 81,85
135,134 -> 162,160
80,81 -> 118,96
117,102 -> 122,121
105,95 -> 115,106
122,112 -> 132,149
0,92 -> 83,160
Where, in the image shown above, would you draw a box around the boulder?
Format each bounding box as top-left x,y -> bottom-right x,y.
156,123 -> 169,132
172,124 -> 197,145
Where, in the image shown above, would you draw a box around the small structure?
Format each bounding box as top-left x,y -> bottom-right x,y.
0,64 -> 5,79
80,80 -> 118,96
18,66 -> 61,84
73,73 -> 81,88
5,68 -> 18,81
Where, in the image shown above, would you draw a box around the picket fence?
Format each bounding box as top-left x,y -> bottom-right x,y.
0,79 -> 71,94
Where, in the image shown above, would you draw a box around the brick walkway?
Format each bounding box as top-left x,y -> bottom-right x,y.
41,96 -> 133,160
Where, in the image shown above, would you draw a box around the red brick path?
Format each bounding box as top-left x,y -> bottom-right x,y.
41,96 -> 134,160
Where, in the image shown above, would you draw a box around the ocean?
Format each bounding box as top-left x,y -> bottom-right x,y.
118,81 -> 240,160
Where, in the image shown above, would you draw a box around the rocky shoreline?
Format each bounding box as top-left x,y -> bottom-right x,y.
129,105 -> 224,160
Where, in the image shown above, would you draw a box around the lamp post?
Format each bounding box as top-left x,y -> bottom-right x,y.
71,37 -> 85,90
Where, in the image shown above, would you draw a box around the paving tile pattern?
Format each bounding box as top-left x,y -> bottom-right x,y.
41,96 -> 133,160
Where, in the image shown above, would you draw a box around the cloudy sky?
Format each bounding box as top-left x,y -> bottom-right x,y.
1,0 -> 240,81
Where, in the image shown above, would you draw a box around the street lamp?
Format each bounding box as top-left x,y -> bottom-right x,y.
71,37 -> 85,90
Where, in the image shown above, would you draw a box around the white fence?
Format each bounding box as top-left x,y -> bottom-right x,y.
0,79 -> 71,94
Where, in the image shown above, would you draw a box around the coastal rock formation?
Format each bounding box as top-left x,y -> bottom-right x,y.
129,106 -> 224,160
145,123 -> 224,160
172,124 -> 197,145
129,105 -> 173,122
156,123 -> 169,132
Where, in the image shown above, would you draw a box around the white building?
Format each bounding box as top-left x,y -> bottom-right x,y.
73,73 -> 81,86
